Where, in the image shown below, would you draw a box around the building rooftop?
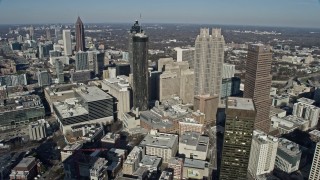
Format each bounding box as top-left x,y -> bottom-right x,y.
45,84 -> 78,94
0,95 -> 43,112
75,86 -> 112,102
140,132 -> 178,149
14,157 -> 36,170
297,97 -> 315,105
184,158 -> 209,169
309,130 -> 320,139
269,107 -> 286,118
252,130 -> 278,144
278,138 -> 301,157
63,143 -> 82,151
124,146 -> 143,164
139,155 -> 161,170
53,98 -> 88,119
227,97 -> 255,111
101,133 -> 120,142
180,132 -> 209,152
168,157 -> 183,165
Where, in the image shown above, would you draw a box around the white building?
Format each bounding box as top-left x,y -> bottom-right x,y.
194,28 -> 225,97
179,131 -> 209,160
309,142 -> 320,180
28,119 -> 47,141
174,47 -> 195,68
140,130 -> 178,163
293,102 -> 320,129
275,138 -> 302,173
271,115 -> 309,134
248,130 -> 279,178
63,29 -> 72,56
222,63 -> 235,79
123,146 -> 144,175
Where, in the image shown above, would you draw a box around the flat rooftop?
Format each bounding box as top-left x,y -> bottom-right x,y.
139,155 -> 161,168
180,132 -> 209,152
53,98 -> 88,119
309,130 -> 320,138
75,86 -> 112,102
227,97 -> 255,111
140,132 -> 178,149
278,138 -> 301,156
184,158 -> 209,169
15,157 -> 35,169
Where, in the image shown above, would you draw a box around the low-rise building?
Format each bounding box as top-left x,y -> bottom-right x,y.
182,158 -> 209,180
101,133 -> 121,148
179,118 -> 204,135
139,155 -> 162,174
293,102 -> 320,129
179,132 -> 209,160
272,94 -> 290,107
271,115 -> 309,134
275,138 -> 302,173
61,143 -> 83,162
9,157 -> 39,180
168,157 -> 184,180
140,130 -> 178,163
123,146 -> 144,175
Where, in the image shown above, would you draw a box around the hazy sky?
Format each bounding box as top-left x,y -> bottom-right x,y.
0,0 -> 320,28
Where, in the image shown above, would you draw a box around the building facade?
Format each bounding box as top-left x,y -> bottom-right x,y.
63,29 -> 72,56
75,16 -> 85,51
244,44 -> 273,133
309,142 -> 320,180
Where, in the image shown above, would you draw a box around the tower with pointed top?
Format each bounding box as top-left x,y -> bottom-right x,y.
75,16 -> 85,52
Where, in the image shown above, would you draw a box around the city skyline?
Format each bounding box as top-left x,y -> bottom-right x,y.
0,0 -> 320,28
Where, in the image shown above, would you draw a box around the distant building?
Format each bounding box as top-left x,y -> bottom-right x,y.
37,69 -> 51,87
309,142 -> 320,180
182,158 -> 209,180
140,130 -> 178,163
271,115 -> 309,134
28,119 -> 47,141
88,50 -> 105,75
174,47 -> 195,68
0,74 -> 27,87
244,44 -> 272,133
75,16 -> 86,51
70,69 -> 91,83
275,138 -> 302,173
248,130 -> 279,179
75,51 -> 89,70
55,59 -> 64,83
220,97 -> 256,180
179,131 -> 209,160
63,29 -> 72,56
9,157 -> 39,180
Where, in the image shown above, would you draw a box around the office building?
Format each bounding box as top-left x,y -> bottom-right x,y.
0,95 -> 45,130
123,146 -> 144,175
0,74 -> 27,87
101,77 -> 130,121
248,130 -> 279,179
309,130 -> 320,180
70,69 -> 91,83
128,20 -> 142,73
63,29 -> 72,56
55,59 -> 64,83
194,95 -> 219,125
194,28 -> 225,97
37,69 -> 51,87
88,50 -> 105,75
293,102 -> 320,129
275,138 -> 302,173
220,97 -> 256,180
140,130 -> 178,163
183,158 -> 209,180
53,86 -> 114,134
244,44 -> 273,133
46,28 -> 51,41
9,157 -> 38,180
75,16 -> 85,51
29,119 -> 47,141
29,26 -> 34,40
131,30 -> 149,111
174,47 -> 195,68
75,51 -> 89,70
179,131 -> 209,160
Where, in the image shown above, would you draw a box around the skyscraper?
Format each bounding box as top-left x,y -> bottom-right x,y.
75,51 -> 89,70
63,29 -> 72,56
130,21 -> 149,111
29,26 -> 34,40
309,142 -> 320,180
194,28 -> 225,97
46,28 -> 51,41
55,59 -> 64,83
219,97 -> 256,180
75,16 -> 85,52
244,44 -> 272,133
128,20 -> 142,73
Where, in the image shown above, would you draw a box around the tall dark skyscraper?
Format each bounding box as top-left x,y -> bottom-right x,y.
75,16 -> 85,52
129,21 -> 149,111
219,97 -> 256,180
244,44 -> 272,133
128,20 -> 142,73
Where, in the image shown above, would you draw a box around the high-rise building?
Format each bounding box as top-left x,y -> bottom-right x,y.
128,20 -> 142,73
219,97 -> 256,180
194,95 -> 219,125
75,16 -> 85,52
55,59 -> 64,83
194,28 -> 225,97
174,47 -> 195,68
46,28 -> 51,41
63,29 -> 72,56
75,51 -> 89,70
29,26 -> 34,40
309,142 -> 320,180
248,130 -> 279,179
37,70 -> 51,87
293,102 -> 320,129
131,29 -> 149,111
244,44 -> 272,133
